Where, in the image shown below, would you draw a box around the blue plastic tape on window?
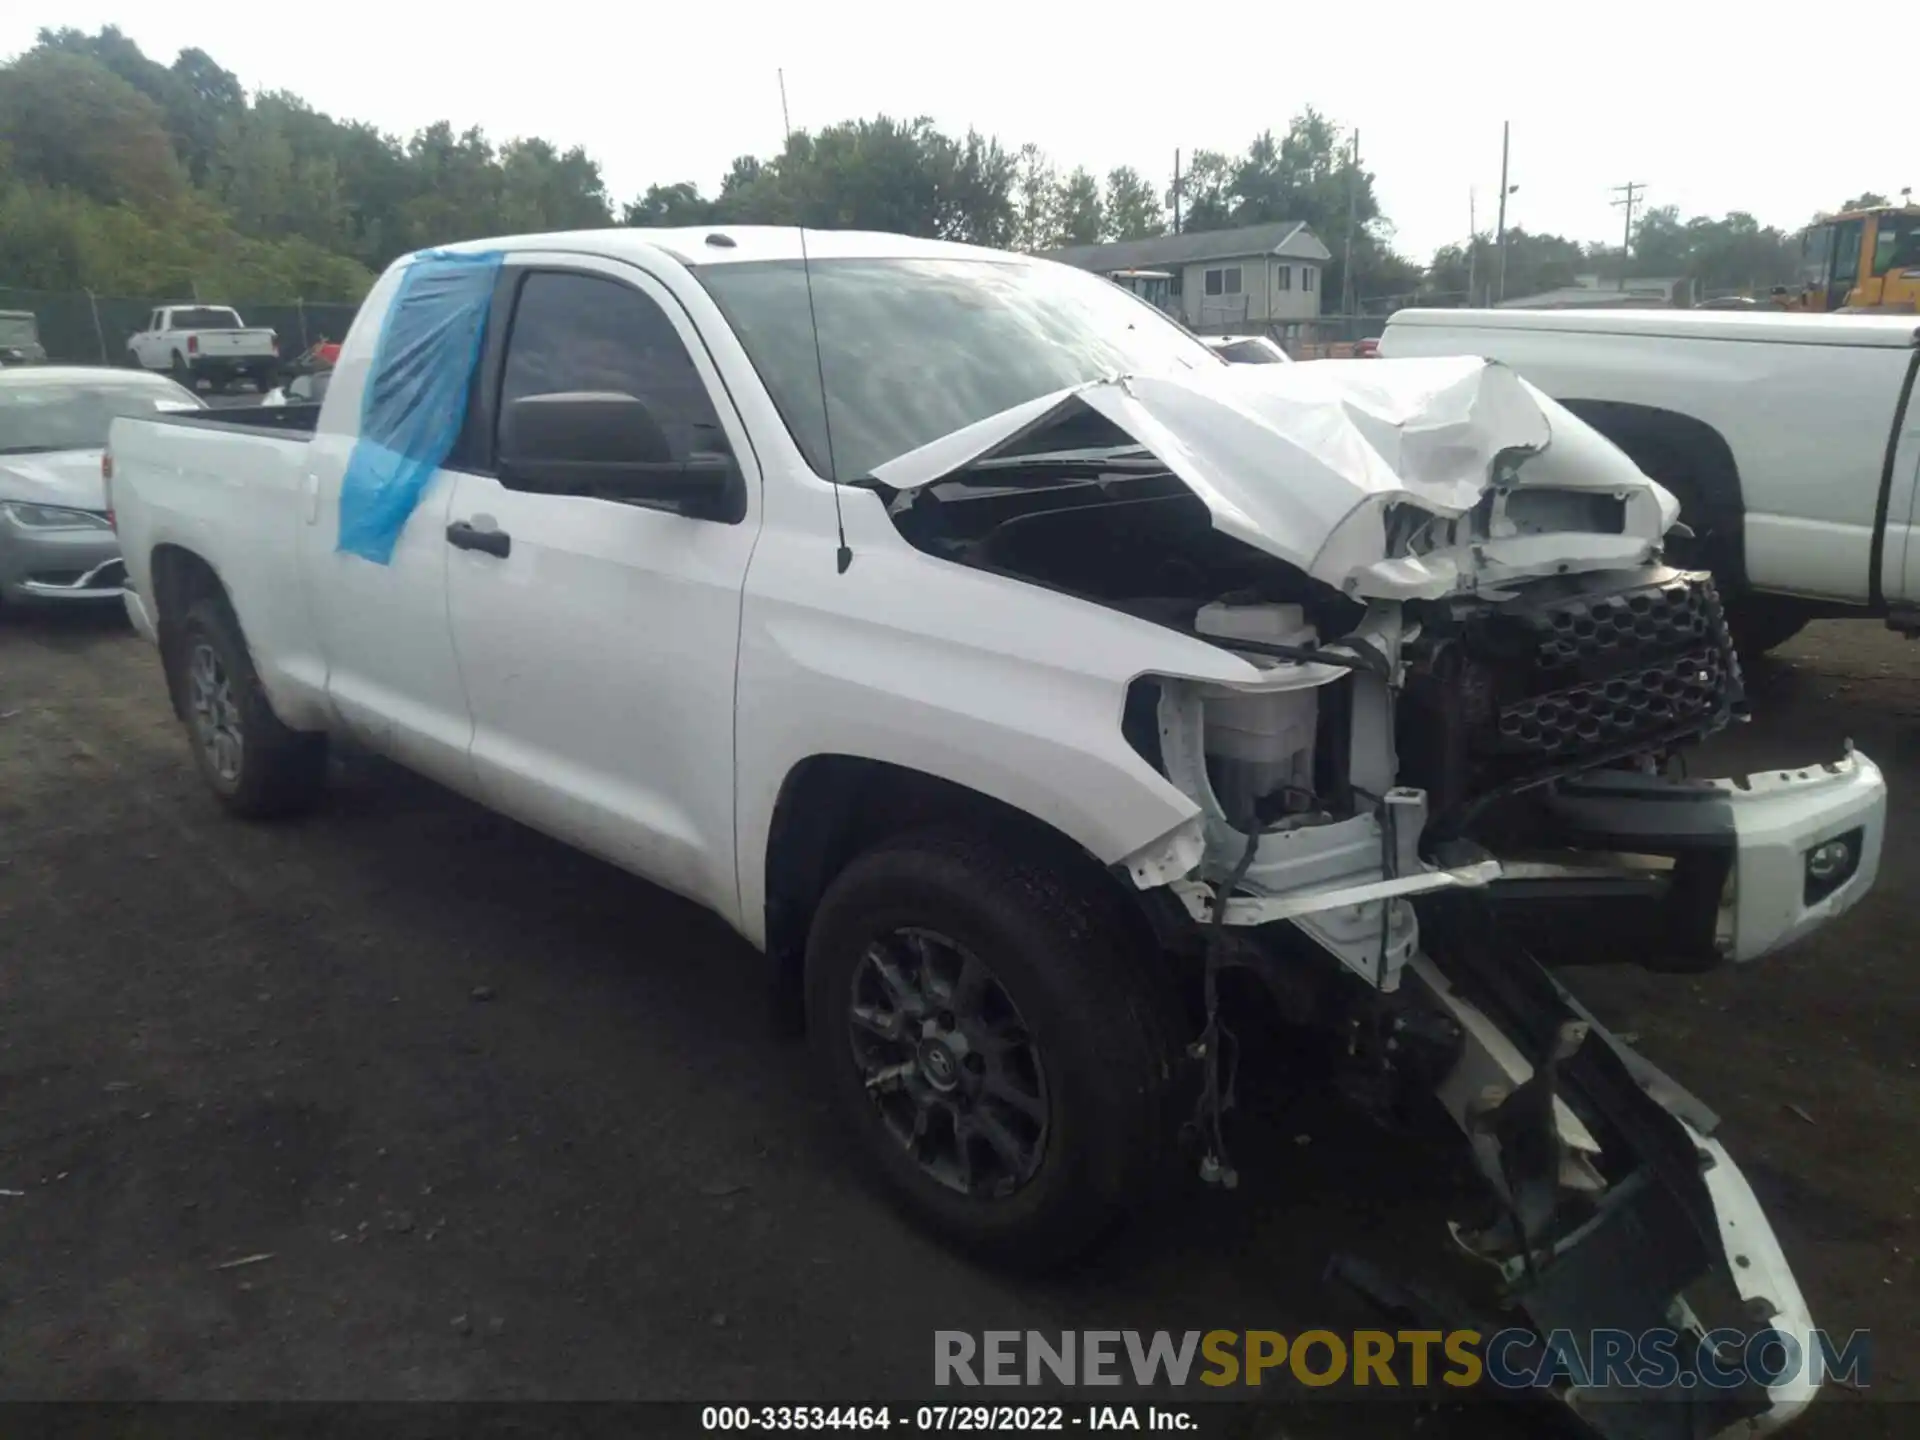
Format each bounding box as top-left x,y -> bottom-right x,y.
337,249 -> 504,564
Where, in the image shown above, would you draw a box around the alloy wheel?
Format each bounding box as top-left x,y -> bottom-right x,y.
847,926 -> 1049,1197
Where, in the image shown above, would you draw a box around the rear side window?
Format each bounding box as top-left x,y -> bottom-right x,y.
497,271 -> 725,463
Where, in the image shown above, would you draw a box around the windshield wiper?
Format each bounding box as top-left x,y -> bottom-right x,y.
0,444 -> 66,456
969,445 -> 1162,475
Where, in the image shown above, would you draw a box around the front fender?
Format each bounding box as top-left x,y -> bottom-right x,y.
731,529 -> 1257,948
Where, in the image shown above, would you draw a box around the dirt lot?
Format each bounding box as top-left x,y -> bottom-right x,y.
0,608 -> 1913,1433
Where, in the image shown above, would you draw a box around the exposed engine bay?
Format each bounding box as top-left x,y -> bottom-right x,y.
867,358 -> 1886,1438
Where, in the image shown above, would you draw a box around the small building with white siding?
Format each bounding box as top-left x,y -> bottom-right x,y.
1043,222 -> 1332,331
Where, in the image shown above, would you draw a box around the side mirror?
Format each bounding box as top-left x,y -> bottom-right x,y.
497,391 -> 743,522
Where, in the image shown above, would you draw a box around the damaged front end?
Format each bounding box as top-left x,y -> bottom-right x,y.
871,356 -> 1885,1437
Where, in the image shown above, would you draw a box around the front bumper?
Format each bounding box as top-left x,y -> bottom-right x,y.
1410,938 -> 1826,1440
1546,748 -> 1885,964
0,519 -> 125,604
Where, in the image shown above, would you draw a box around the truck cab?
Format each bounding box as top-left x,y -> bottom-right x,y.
1789,205 -> 1920,313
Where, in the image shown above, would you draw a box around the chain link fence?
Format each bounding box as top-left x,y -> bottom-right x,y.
0,286 -> 362,366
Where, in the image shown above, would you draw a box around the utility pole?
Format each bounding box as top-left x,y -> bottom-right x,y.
1611,182 -> 1645,289
1494,122 -> 1511,303
1467,188 -> 1478,306
1341,130 -> 1360,317
1172,150 -> 1182,236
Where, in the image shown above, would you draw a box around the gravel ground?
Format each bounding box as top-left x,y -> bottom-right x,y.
0,607 -> 1912,1434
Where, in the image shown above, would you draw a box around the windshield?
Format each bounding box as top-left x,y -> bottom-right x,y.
171,308 -> 242,330
696,257 -> 1220,480
0,315 -> 38,347
0,375 -> 204,453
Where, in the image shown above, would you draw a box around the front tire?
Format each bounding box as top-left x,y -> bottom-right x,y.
804,830 -> 1179,1269
176,597 -> 327,818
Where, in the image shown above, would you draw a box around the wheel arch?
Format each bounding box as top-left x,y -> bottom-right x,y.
760,754 -> 1174,1033
148,544 -> 235,721
1559,399 -> 1748,591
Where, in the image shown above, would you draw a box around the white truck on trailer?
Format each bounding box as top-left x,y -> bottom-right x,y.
108,227 -> 1886,1438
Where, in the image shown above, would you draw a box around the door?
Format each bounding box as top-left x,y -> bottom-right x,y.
1885,356 -> 1920,610
133,311 -> 163,367
443,260 -> 762,918
1827,218 -> 1866,311
295,264 -> 488,794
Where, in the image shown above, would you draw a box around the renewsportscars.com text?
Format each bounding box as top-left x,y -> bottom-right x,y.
933,1329 -> 1871,1392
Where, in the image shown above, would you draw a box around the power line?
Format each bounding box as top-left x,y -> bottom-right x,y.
1610,182 -> 1646,290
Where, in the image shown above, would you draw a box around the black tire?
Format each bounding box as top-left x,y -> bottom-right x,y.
1604,432 -> 1803,660
804,829 -> 1179,1269
1725,598 -> 1809,658
169,352 -> 192,388
175,596 -> 327,818
124,349 -> 142,369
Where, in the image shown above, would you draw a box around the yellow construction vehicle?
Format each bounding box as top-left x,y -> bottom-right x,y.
1777,203 -> 1920,313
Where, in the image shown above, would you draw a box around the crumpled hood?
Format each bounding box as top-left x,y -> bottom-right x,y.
870,355 -> 1675,597
0,448 -> 108,511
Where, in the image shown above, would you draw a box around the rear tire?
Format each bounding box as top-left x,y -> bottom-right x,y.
176,597 -> 327,818
1600,431 -> 1802,660
169,352 -> 193,388
804,829 -> 1180,1270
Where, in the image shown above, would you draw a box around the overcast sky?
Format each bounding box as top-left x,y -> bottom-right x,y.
7,2 -> 1911,261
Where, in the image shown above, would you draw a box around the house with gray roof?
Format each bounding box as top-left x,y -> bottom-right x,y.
1043,222 -> 1332,331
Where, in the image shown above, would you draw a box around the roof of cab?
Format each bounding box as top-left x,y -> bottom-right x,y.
426,226 -> 1032,269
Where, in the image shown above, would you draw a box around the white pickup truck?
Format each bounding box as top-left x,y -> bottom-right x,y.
125,304 -> 281,392
1380,307 -> 1920,654
109,227 -> 1886,1436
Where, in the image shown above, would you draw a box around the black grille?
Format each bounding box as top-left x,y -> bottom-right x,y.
1535,580 -> 1718,678
1474,569 -> 1742,769
1494,646 -> 1729,757
1399,568 -> 1745,824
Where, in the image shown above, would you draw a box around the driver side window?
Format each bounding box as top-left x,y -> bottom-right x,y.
497,271 -> 728,468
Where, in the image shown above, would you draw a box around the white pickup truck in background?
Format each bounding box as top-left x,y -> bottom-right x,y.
1380,307 -> 1920,654
125,304 -> 281,393
107,227 -> 1887,1437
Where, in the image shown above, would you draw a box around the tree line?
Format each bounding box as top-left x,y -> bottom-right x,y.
0,26 -> 1889,308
